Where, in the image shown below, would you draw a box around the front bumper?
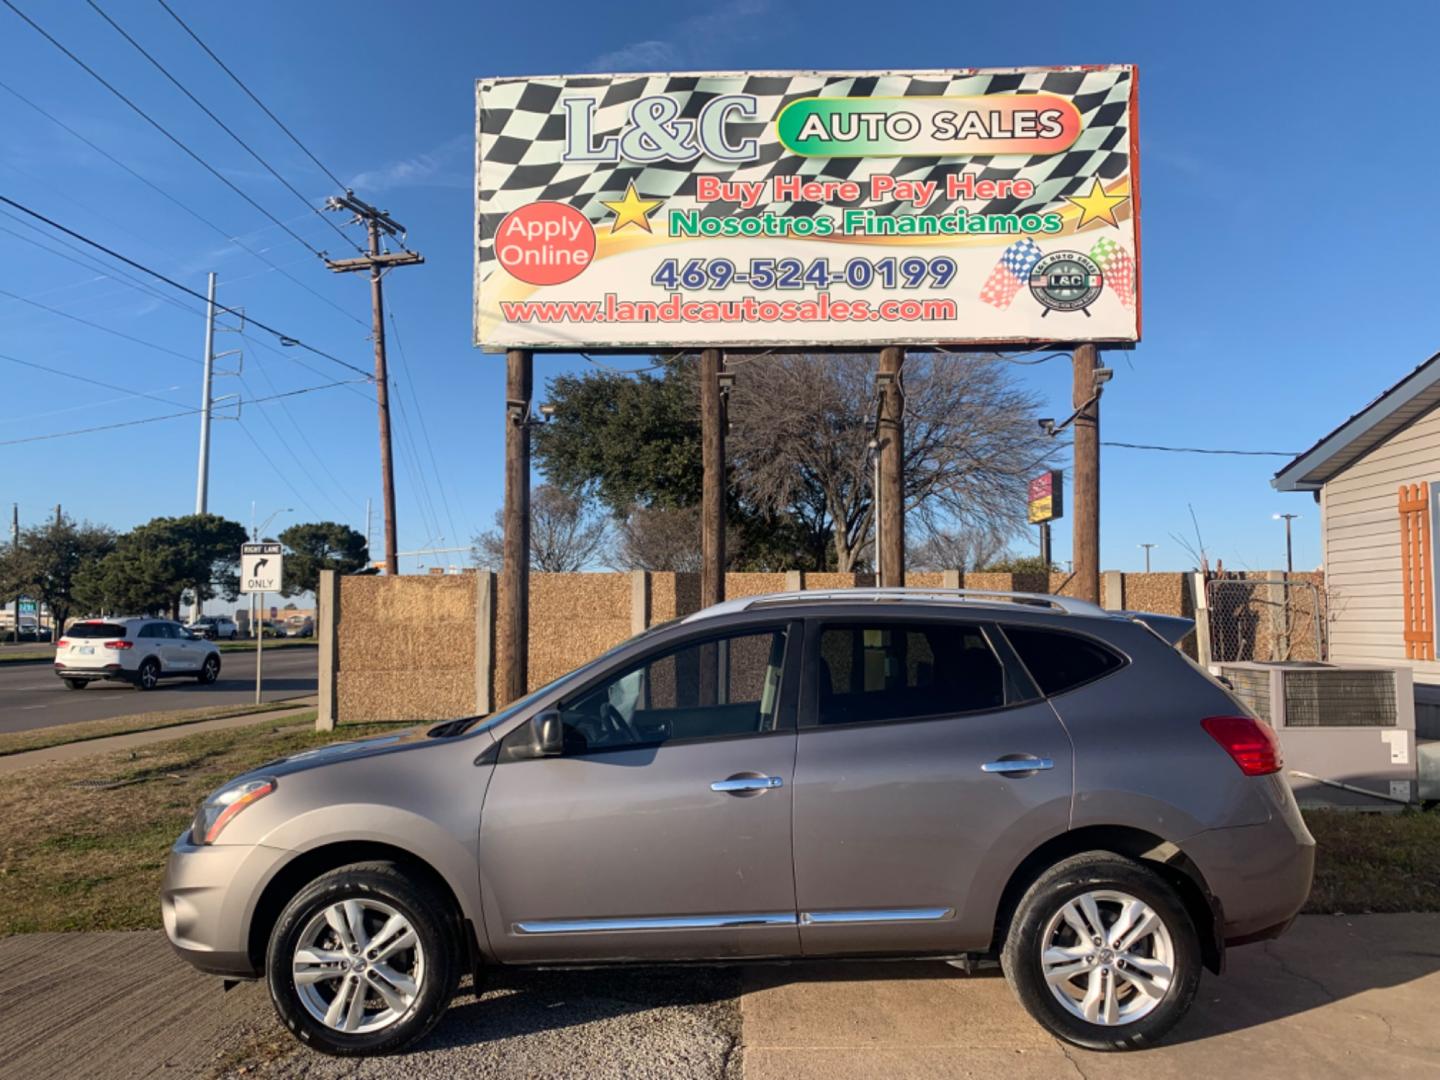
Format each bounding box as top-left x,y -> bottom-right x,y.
161,832 -> 292,978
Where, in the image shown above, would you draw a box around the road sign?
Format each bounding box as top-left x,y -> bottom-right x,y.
241,542 -> 283,594
18,598 -> 36,615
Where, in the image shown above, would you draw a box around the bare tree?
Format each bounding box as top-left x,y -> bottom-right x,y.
907,526 -> 1010,572
605,504 -> 744,572
473,484 -> 609,572
728,353 -> 1052,571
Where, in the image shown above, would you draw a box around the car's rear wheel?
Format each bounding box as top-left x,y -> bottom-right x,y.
197,655 -> 220,684
1002,852 -> 1201,1051
62,678 -> 86,691
136,658 -> 160,691
266,862 -> 458,1056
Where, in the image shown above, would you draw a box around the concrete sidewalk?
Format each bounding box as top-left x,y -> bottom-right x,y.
740,914 -> 1440,1078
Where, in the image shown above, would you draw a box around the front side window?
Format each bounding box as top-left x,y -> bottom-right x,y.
557,627 -> 789,753
814,622 -> 1006,726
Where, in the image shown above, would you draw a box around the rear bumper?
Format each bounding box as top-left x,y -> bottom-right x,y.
53,663 -> 129,682
1183,796 -> 1315,944
161,833 -> 292,978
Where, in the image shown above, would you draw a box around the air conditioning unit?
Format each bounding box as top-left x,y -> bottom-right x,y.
1216,662 -> 1416,807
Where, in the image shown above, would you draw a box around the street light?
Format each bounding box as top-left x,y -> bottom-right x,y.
1139,542 -> 1156,573
1273,513 -> 1299,574
254,507 -> 293,541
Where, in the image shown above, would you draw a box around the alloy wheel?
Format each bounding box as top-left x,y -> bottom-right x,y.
292,898 -> 426,1034
1039,889 -> 1175,1026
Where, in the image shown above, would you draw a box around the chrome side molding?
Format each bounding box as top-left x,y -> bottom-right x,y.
514,912 -> 795,934
800,906 -> 954,925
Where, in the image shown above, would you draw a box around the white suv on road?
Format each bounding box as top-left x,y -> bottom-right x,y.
54,618 -> 222,691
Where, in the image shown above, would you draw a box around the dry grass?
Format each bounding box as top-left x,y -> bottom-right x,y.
1303,808 -> 1440,914
0,701 -> 304,757
0,715 -> 404,935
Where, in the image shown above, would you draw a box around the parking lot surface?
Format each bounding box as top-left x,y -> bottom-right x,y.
2,914 -> 1436,1080
0,646 -> 316,733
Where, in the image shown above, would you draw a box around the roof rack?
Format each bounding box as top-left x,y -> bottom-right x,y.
681,587 -> 1109,623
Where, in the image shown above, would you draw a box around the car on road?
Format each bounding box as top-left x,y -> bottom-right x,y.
162,588 -> 1314,1056
55,617 -> 222,690
188,615 -> 239,641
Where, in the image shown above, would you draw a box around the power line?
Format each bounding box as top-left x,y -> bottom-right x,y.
2,0 -> 327,261
85,0 -> 363,258
0,377 -> 368,446
234,417 -> 321,521
0,286 -> 198,364
387,305 -> 462,545
155,0 -> 348,191
1101,441 -> 1298,457
0,351 -> 188,408
0,194 -> 374,379
0,76 -> 366,328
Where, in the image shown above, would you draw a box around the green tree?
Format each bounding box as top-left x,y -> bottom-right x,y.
74,514 -> 246,618
1,514 -> 115,633
277,522 -> 369,596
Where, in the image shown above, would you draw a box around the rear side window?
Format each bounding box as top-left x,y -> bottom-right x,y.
66,623 -> 126,639
815,622 -> 1005,725
1004,627 -> 1124,696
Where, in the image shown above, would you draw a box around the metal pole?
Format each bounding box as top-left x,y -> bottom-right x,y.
365,498 -> 373,561
1285,517 -> 1294,574
500,349 -> 532,705
254,591 -> 262,704
869,439 -> 881,577
878,347 -> 906,588
10,503 -> 18,644
1039,522 -> 1051,569
700,349 -> 726,608
1140,543 -> 1155,573
1071,344 -> 1101,603
195,272 -> 216,515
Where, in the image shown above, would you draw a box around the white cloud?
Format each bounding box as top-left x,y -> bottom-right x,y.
347,133 -> 471,195
584,0 -> 770,72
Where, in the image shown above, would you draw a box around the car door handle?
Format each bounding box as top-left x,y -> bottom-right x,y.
711,775 -> 784,794
981,757 -> 1054,774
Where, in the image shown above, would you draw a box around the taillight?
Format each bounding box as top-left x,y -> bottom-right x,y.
1201,715 -> 1283,776
103,640 -> 133,650
56,638 -> 69,648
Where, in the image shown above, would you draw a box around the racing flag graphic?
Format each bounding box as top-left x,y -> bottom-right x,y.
978,238 -> 1044,309
1088,237 -> 1136,309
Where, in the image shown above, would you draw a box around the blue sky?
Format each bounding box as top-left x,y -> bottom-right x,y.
3,0 -> 1436,575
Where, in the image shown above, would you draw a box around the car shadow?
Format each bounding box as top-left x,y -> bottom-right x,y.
413,917 -> 1440,1053
205,676 -> 316,693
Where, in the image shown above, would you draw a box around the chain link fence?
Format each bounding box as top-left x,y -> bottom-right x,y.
1206,577 -> 1327,663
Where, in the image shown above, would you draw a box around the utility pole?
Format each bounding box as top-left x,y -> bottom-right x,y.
500,350 -> 533,705
700,349 -> 727,609
1274,513 -> 1299,574
1071,344 -> 1102,603
877,348 -> 906,588
325,191 -> 424,576
1140,543 -> 1156,573
10,504 -> 18,644
195,272 -> 217,515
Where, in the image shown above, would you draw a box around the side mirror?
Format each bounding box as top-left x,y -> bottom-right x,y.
531,710 -> 564,757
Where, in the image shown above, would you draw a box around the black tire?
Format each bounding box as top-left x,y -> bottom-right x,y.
1001,852 -> 1201,1051
266,862 -> 459,1056
136,658 -> 161,691
197,654 -> 221,684
62,678 -> 86,691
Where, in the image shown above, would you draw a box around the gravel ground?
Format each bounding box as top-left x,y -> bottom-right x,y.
212,966 -> 743,1080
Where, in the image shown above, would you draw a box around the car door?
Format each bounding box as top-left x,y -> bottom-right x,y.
479,620 -> 802,964
791,616 -> 1074,956
134,622 -> 166,668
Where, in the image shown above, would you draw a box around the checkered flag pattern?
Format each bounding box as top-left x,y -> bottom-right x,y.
979,238 -> 1044,309
1089,236 -> 1135,308
476,68 -> 1133,277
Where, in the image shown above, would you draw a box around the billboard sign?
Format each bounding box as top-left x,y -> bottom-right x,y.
1028,469 -> 1064,524
475,67 -> 1139,350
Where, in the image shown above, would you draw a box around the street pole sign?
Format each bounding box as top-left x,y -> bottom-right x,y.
240,542 -> 283,594
241,542 -> 283,704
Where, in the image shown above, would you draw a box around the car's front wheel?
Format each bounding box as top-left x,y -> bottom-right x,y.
266,862 -> 458,1056
1002,852 -> 1201,1051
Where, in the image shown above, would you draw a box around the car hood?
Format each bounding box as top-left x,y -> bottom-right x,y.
249,725 -> 445,781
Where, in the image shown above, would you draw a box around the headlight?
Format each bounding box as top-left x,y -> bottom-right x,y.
191,777 -> 276,844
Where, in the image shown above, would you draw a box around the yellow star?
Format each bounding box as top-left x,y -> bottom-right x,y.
1064,178 -> 1129,229
601,181 -> 662,234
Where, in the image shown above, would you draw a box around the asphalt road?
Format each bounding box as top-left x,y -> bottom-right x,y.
0,646 -> 317,734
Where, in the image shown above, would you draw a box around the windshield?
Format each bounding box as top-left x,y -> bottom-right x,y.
434,619 -> 680,737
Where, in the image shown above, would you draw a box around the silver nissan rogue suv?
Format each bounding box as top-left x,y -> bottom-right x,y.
163,588 -> 1314,1056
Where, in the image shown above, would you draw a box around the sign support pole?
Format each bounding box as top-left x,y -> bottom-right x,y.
1039,521 -> 1052,569
700,349 -> 726,608
500,348 -> 532,706
255,591 -> 263,705
1072,343 -> 1101,603
878,347 -> 906,588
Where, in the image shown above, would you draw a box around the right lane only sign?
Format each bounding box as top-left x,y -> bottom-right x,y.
241,542 -> 283,594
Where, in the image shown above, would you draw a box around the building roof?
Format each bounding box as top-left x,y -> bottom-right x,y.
1273,349 -> 1440,492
